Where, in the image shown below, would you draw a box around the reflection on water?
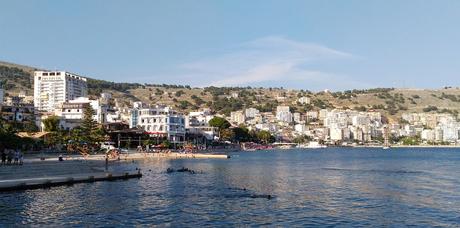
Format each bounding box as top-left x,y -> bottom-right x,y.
1,148 -> 460,226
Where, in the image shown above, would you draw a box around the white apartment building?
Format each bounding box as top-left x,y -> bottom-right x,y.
276,106 -> 292,123
330,127 -> 343,141
421,129 -> 436,142
293,112 -> 302,123
352,115 -> 371,126
230,111 -> 246,125
53,97 -> 108,130
297,96 -> 311,105
306,111 -> 319,121
245,108 -> 260,118
130,105 -> 185,143
34,71 -> 87,112
440,122 -> 459,142
294,124 -> 307,133
185,109 -> 217,141
186,109 -> 214,127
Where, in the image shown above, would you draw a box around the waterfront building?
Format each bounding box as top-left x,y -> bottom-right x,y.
186,109 -> 214,127
440,122 -> 459,142
421,129 -> 436,142
33,71 -> 87,112
435,127 -> 444,142
185,109 -> 217,141
329,127 -> 343,141
129,104 -> 185,144
0,104 -> 34,122
53,97 -> 108,130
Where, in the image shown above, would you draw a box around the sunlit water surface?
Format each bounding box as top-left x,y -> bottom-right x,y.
1,148 -> 460,226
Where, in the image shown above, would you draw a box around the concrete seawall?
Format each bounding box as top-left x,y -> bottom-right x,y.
0,171 -> 142,192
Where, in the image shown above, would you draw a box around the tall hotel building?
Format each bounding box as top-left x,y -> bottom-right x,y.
34,71 -> 88,112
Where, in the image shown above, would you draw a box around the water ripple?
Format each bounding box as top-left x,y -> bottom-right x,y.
1,148 -> 460,226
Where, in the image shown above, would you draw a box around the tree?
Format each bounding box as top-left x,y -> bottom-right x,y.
208,117 -> 231,130
81,104 -> 103,144
175,90 -> 185,97
161,140 -> 171,148
232,126 -> 251,142
42,116 -> 60,132
220,128 -> 235,142
293,135 -> 312,144
257,130 -> 274,144
41,116 -> 63,147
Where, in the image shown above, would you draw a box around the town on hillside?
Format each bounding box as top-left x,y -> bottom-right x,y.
1,69 -> 460,152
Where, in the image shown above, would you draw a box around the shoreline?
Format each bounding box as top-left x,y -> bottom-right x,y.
21,152 -> 230,163
340,145 -> 460,148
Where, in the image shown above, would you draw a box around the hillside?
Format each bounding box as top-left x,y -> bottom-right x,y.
1,60 -> 460,123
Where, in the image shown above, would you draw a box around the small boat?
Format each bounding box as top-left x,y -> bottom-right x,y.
297,141 -> 327,149
383,146 -> 391,150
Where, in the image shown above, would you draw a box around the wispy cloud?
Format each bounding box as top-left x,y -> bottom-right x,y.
169,36 -> 367,90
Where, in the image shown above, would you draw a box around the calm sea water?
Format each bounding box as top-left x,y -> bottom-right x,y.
1,148 -> 460,227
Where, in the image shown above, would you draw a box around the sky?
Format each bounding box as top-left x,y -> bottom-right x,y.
1,0 -> 460,91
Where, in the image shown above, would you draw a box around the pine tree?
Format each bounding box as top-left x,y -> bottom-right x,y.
81,104 -> 99,144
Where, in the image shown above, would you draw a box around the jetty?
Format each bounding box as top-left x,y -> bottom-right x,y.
0,171 -> 142,192
0,159 -> 142,192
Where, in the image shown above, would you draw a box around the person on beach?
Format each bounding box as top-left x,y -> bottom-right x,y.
1,150 -> 6,165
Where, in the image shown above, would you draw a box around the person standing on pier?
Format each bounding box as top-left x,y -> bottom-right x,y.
1,150 -> 6,165
14,150 -> 20,165
19,152 -> 24,165
7,150 -> 13,165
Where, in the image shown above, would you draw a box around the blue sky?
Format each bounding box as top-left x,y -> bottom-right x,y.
1,0 -> 459,91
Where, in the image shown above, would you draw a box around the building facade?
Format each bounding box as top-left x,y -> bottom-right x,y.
130,105 -> 185,143
34,71 -> 87,112
0,87 -> 3,105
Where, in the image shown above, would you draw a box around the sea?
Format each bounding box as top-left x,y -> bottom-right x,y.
1,148 -> 459,227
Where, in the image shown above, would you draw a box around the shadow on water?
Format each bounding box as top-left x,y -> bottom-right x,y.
321,167 -> 425,175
